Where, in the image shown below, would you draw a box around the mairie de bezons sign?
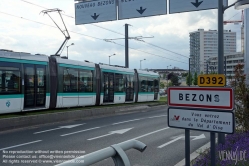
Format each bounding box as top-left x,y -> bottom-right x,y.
167,87 -> 234,110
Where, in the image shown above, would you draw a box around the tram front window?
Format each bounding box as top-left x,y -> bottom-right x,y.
0,68 -> 21,94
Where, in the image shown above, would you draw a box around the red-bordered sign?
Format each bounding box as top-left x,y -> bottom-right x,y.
167,87 -> 234,110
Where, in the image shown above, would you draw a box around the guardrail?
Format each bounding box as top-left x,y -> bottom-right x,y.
55,140 -> 147,166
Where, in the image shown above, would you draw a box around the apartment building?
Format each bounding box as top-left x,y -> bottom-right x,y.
208,52 -> 244,78
190,29 -> 236,74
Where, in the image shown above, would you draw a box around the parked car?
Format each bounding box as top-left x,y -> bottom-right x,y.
159,89 -> 165,96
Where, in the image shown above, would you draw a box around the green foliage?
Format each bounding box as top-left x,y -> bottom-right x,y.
186,73 -> 193,86
163,73 -> 166,79
230,64 -> 249,132
170,74 -> 180,86
160,82 -> 165,89
193,72 -> 198,85
181,73 -> 188,77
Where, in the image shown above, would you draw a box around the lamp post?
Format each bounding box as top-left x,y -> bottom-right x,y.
66,43 -> 74,58
217,0 -> 249,147
140,59 -> 146,69
167,65 -> 171,88
109,54 -> 116,65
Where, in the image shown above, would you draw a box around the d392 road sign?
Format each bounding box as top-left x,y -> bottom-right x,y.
168,87 -> 234,110
198,74 -> 226,87
169,0 -> 228,14
75,0 -> 117,25
118,0 -> 167,20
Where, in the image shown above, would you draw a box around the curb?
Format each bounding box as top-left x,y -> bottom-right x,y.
0,104 -> 167,132
174,138 -> 218,166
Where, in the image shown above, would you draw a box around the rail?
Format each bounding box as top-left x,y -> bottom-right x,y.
55,140 -> 147,166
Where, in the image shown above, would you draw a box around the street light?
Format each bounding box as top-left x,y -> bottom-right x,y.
217,0 -> 249,148
140,59 -> 146,69
66,43 -> 74,58
109,54 -> 116,65
167,65 -> 171,88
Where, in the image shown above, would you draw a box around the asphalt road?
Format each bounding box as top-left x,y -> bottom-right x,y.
0,106 -> 211,166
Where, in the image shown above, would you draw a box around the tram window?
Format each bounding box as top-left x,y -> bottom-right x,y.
148,78 -> 154,92
115,74 -> 124,92
139,76 -> 147,92
79,70 -> 93,92
130,75 -> 134,88
63,68 -> 78,92
37,67 -> 45,87
0,67 -> 21,94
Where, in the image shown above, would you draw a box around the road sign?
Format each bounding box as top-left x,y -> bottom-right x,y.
118,0 -> 167,20
75,0 -> 117,25
169,0 -> 228,14
198,74 -> 226,87
168,108 -> 234,134
168,87 -> 234,110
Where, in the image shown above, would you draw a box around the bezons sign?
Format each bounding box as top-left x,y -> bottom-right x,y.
168,87 -> 234,110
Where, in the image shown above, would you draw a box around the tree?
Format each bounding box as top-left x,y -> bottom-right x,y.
230,63 -> 249,132
181,73 -> 188,77
186,73 -> 193,86
163,73 -> 166,79
160,82 -> 165,89
170,74 -> 180,86
193,72 -> 198,85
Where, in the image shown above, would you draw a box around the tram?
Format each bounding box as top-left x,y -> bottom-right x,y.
0,49 -> 160,114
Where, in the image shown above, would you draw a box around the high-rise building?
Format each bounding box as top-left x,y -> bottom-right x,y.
189,29 -> 236,74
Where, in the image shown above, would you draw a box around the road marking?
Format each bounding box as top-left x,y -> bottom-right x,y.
131,127 -> 170,140
158,137 -> 183,148
34,124 -> 85,134
61,126 -> 103,137
158,134 -> 206,148
87,128 -> 133,141
0,140 -> 42,151
112,115 -> 167,125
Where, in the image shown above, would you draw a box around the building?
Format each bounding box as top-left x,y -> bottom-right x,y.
208,52 -> 244,78
148,68 -> 188,78
190,29 -> 236,74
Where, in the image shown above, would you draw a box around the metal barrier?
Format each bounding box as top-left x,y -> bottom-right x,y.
55,140 -> 147,166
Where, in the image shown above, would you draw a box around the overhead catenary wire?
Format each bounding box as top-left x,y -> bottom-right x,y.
19,0 -> 188,58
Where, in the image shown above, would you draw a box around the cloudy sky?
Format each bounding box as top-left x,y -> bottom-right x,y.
0,0 -> 243,70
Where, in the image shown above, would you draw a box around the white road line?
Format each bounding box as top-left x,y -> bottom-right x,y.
0,140 -> 42,151
60,126 -> 102,137
87,133 -> 113,141
158,137 -> 183,148
112,114 -> 167,125
131,127 -> 170,140
34,124 -> 85,134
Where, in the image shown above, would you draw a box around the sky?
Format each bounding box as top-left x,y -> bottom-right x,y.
0,0 -> 244,70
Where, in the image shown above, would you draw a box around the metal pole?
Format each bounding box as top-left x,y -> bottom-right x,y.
218,0 -> 225,145
67,46 -> 68,58
206,62 -> 208,74
185,58 -> 190,166
211,132 -> 216,166
125,24 -> 129,68
189,58 -> 191,86
109,56 -> 110,65
224,56 -> 227,76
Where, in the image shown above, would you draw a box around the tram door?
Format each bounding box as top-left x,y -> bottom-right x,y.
103,72 -> 114,103
24,64 -> 46,108
154,79 -> 159,100
125,75 -> 134,102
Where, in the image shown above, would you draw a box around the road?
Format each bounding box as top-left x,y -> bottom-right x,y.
0,106 -> 210,166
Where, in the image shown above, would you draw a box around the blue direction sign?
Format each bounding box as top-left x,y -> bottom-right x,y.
118,0 -> 167,20
75,0 -> 117,25
169,0 -> 228,14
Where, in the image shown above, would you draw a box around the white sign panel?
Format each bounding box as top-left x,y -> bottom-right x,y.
169,0 -> 228,14
75,0 -> 117,25
168,108 -> 234,134
168,87 -> 234,110
118,0 -> 167,20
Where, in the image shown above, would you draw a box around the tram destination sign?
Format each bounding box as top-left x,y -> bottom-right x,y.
168,108 -> 234,134
75,0 -> 117,25
198,74 -> 226,87
118,0 -> 167,20
168,87 -> 234,110
169,0 -> 228,14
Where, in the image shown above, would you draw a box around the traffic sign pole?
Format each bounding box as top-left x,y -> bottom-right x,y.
218,0 -> 225,146
186,58 -> 190,166
125,24 -> 129,68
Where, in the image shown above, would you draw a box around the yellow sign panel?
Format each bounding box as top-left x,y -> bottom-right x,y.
198,74 -> 226,87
